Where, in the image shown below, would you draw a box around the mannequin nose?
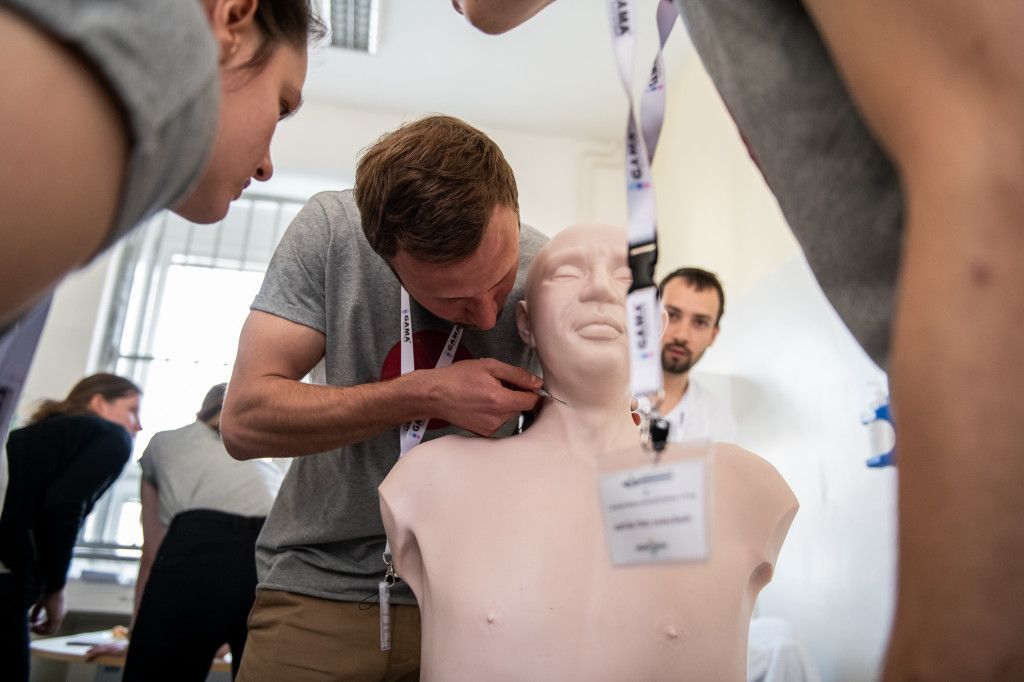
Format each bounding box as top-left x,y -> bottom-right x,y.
581,265 -> 619,303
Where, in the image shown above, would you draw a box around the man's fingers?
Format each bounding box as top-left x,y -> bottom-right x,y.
85,642 -> 127,660
486,360 -> 542,391
504,387 -> 541,413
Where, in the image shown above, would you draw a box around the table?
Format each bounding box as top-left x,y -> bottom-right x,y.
31,630 -> 231,672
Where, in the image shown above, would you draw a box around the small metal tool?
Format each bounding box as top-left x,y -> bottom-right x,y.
533,387 -> 568,406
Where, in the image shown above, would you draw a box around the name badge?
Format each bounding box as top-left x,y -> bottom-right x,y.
598,451 -> 711,565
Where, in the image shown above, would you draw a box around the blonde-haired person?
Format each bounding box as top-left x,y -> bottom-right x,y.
0,0 -> 326,460
0,373 -> 142,682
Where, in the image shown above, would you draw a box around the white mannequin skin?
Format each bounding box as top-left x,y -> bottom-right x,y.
380,224 -> 798,681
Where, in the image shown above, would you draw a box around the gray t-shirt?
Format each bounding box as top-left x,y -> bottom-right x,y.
6,0 -> 219,253
677,0 -> 903,369
140,421 -> 284,527
250,190 -> 547,605
0,0 -> 219,450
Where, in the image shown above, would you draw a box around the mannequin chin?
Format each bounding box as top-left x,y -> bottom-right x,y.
380,224 -> 798,681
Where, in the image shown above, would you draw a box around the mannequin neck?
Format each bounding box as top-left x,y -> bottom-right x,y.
527,385 -> 639,458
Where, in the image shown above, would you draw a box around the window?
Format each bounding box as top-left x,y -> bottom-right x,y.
73,193 -> 305,575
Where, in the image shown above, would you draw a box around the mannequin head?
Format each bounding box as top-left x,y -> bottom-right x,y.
516,223 -> 632,402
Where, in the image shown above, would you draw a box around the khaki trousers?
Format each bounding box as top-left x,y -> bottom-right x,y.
236,588 -> 421,681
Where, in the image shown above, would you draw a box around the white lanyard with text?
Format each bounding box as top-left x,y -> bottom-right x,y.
397,291 -> 464,455
380,287 -> 463,650
607,0 -> 680,452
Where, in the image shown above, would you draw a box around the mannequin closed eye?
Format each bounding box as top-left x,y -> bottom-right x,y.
549,265 -> 585,281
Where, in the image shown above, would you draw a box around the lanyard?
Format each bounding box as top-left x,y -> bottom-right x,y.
397,288 -> 464,455
382,287 -> 463,650
606,0 -> 680,400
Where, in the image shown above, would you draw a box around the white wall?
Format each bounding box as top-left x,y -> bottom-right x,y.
18,58 -> 897,681
652,56 -> 897,681
16,100 -> 626,424
265,100 -> 628,236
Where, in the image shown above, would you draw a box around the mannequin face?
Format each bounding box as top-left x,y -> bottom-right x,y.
518,224 -> 631,377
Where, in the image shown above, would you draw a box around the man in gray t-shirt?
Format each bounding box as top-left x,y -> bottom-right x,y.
222,115 -> 549,680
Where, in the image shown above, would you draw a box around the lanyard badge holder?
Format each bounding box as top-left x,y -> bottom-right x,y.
380,288 -> 463,650
608,0 -> 681,460
595,0 -> 711,567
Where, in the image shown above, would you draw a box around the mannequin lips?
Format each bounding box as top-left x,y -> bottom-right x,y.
575,316 -> 625,340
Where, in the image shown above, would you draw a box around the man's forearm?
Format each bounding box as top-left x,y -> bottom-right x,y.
221,372 -> 432,460
883,144 -> 1024,680
794,1 -> 1024,676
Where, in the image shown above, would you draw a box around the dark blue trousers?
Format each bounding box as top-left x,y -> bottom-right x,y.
122,509 -> 265,681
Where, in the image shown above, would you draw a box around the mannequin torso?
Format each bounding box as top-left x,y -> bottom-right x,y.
381,434 -> 796,681
379,224 -> 798,681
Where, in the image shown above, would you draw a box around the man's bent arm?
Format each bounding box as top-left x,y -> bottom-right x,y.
221,311 -> 542,460
801,1 -> 1024,678
451,0 -> 555,35
0,8 -> 128,327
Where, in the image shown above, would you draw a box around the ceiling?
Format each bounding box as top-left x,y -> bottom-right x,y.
302,0 -> 695,143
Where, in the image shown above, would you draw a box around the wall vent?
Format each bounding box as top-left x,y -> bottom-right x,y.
328,0 -> 379,54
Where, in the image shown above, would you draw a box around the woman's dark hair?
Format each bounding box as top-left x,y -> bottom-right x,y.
244,0 -> 328,72
197,383 -> 228,423
29,373 -> 141,424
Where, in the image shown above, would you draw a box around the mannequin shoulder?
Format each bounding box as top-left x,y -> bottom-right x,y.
381,434 -> 486,493
708,443 -> 799,546
658,442 -> 798,516
715,443 -> 796,501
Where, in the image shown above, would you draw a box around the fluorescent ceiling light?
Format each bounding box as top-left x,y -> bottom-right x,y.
327,0 -> 379,54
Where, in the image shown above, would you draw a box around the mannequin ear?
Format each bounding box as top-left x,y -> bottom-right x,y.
205,0 -> 259,64
516,300 -> 536,348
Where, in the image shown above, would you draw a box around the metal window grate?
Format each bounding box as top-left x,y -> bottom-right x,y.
77,193 -> 304,562
329,0 -> 379,54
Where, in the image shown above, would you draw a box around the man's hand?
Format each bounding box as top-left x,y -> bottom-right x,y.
452,0 -> 557,35
84,641 -> 128,661
30,589 -> 66,635
427,359 -> 542,436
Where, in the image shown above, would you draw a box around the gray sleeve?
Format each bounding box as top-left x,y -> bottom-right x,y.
138,436 -> 159,485
6,0 -> 220,252
251,195 -> 335,334
675,0 -> 900,368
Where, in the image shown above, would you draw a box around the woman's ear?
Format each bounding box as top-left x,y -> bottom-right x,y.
205,0 -> 259,64
88,393 -> 108,417
516,300 -> 535,348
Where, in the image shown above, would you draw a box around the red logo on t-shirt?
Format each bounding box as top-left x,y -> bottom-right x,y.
380,329 -> 474,430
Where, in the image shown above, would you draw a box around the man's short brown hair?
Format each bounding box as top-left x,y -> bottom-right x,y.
354,115 -> 519,264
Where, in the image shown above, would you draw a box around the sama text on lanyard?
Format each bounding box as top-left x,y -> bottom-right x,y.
380,287 -> 462,650
607,0 -> 682,453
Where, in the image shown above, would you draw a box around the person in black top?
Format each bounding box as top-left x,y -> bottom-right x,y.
0,373 -> 142,682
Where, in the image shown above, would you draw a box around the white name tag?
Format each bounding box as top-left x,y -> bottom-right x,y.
598,457 -> 709,565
